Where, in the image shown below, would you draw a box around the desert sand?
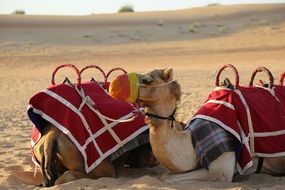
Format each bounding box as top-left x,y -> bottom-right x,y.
1,3 -> 285,190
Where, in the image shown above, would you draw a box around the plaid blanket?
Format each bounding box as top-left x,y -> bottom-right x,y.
192,86 -> 285,175
186,118 -> 235,170
28,81 -> 148,173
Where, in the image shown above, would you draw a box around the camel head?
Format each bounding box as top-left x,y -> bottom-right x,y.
109,68 -> 181,110
136,68 -> 181,108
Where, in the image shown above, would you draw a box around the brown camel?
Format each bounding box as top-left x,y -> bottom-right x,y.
134,68 -> 285,183
33,123 -> 157,187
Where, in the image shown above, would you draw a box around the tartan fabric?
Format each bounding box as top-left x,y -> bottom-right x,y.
186,118 -> 235,170
28,81 -> 148,173
192,86 -> 285,175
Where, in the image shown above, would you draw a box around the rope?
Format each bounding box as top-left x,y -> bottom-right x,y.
75,86 -> 140,123
139,80 -> 174,88
145,108 -> 176,128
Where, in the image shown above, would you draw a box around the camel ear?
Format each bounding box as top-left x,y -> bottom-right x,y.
163,68 -> 173,82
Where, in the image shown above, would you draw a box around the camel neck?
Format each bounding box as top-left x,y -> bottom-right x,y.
144,99 -> 177,129
146,114 -> 199,172
144,99 -> 199,172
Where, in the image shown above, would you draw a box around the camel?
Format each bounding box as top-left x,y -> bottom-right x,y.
33,124 -> 157,187
134,68 -> 285,183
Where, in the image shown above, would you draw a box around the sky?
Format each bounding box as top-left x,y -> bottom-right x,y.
0,0 -> 285,15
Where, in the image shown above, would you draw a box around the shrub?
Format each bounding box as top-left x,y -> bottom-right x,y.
12,10 -> 25,15
189,27 -> 195,33
218,26 -> 227,33
118,5 -> 134,13
208,3 -> 220,7
193,22 -> 205,28
259,19 -> 268,25
157,20 -> 164,26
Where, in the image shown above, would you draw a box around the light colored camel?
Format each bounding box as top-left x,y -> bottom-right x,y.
33,124 -> 157,186
135,68 -> 285,183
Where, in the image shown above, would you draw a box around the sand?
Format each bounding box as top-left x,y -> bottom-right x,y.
0,3 -> 285,189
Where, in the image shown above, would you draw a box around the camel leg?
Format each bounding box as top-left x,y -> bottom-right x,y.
262,157 -> 285,175
54,158 -> 116,185
42,129 -> 58,186
54,170 -> 91,185
161,152 -> 235,184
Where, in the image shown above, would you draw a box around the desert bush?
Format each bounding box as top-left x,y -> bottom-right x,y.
157,20 -> 164,26
193,22 -> 205,28
118,5 -> 134,13
208,2 -> 220,7
12,10 -> 25,15
188,23 -> 202,33
83,35 -> 92,38
189,27 -> 195,33
259,19 -> 268,25
218,26 -> 228,33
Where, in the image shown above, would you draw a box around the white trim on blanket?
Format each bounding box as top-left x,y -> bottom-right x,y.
213,87 -> 233,91
254,129 -> 285,137
29,89 -> 149,173
74,86 -> 145,149
75,86 -> 124,147
87,124 -> 148,173
191,115 -> 241,142
234,89 -> 255,157
237,121 -> 251,155
43,89 -> 104,157
256,151 -> 285,157
84,111 -> 143,148
28,105 -> 89,171
255,86 -> 280,102
237,121 -> 248,144
29,104 -> 149,173
236,160 -> 253,175
204,99 -> 235,110
94,109 -> 124,147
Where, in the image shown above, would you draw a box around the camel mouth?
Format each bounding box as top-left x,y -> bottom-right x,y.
135,98 -> 153,106
135,99 -> 143,106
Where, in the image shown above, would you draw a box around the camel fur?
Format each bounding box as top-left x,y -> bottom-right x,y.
33,124 -> 157,187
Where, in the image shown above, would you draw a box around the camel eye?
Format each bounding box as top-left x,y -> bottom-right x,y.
141,78 -> 152,85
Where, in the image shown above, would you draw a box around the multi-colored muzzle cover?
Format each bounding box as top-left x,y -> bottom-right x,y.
109,73 -> 139,103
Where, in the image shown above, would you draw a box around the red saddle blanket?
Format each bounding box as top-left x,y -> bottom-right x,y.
28,81 -> 147,173
192,86 -> 285,174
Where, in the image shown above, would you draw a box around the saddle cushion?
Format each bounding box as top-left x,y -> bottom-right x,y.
28,81 -> 147,173
192,86 -> 285,175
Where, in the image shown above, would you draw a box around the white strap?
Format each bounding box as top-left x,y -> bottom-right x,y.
75,86 -> 139,123
74,85 -> 142,146
235,89 -> 255,157
33,164 -> 38,178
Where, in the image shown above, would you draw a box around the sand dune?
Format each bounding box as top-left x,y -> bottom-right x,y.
1,4 -> 285,45
0,3 -> 285,190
